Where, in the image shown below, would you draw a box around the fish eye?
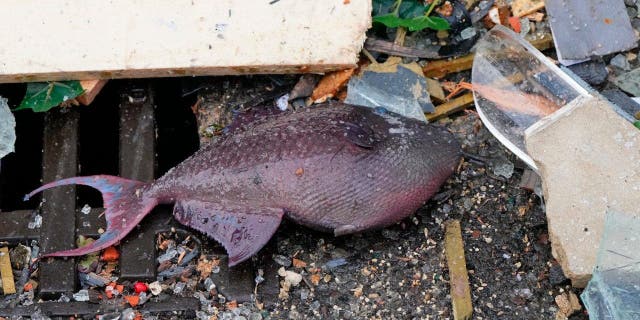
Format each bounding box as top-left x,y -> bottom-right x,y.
373,107 -> 388,115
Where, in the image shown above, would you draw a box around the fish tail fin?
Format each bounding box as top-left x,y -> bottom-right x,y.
24,175 -> 158,258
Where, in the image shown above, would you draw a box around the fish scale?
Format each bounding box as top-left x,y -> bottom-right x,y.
25,103 -> 460,266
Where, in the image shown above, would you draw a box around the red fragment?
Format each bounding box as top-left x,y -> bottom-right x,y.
508,17 -> 521,33
100,246 -> 120,262
23,282 -> 34,292
124,295 -> 140,307
133,281 -> 148,294
115,284 -> 124,294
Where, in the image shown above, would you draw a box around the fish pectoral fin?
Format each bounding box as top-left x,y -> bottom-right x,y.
343,121 -> 376,149
173,200 -> 283,266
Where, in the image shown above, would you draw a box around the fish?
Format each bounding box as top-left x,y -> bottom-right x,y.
25,103 -> 461,266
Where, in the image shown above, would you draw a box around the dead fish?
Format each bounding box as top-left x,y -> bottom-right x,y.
25,103 -> 460,266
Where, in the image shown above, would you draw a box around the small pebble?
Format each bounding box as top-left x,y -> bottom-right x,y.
611,54 -> 632,70
273,254 -> 292,267
148,281 -> 162,296
285,273 -> 301,287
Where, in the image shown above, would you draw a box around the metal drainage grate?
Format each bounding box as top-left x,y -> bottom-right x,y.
0,80 -> 279,317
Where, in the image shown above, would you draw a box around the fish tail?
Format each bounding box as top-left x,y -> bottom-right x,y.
24,175 -> 158,258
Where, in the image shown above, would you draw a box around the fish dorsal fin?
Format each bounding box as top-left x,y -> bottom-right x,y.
223,108 -> 282,134
173,200 -> 283,266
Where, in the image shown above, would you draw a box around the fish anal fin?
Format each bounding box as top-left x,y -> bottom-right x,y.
173,200 -> 283,266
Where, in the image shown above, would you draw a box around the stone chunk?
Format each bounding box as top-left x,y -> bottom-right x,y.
525,96 -> 640,287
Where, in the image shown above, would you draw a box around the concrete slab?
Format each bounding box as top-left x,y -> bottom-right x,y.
0,0 -> 370,82
525,96 -> 640,287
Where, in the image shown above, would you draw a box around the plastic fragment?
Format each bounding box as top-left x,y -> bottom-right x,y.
276,94 -> 289,111
78,272 -> 110,287
27,215 -> 42,229
124,295 -> 140,307
133,281 -> 148,294
323,258 -> 348,270
0,97 -> 16,160
81,204 -> 92,215
100,246 -> 120,262
73,289 -> 90,302
173,281 -> 186,294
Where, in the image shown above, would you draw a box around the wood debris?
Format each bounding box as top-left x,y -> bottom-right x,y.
0,247 -> 15,294
77,80 -> 108,105
426,78 -> 446,102
309,69 -> 356,103
423,54 -> 475,79
426,93 -> 474,121
511,0 -> 545,18
364,38 -> 440,59
422,34 -> 553,78
444,220 -> 472,320
525,12 -> 545,22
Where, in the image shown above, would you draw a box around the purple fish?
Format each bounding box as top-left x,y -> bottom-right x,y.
25,103 -> 460,266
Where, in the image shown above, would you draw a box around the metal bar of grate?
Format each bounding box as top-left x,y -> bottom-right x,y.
117,83 -> 161,281
0,296 -> 200,317
38,109 -> 79,298
0,79 -> 289,313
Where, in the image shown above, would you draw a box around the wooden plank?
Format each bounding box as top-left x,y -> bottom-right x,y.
426,93 -> 474,121
38,109 -> 79,298
444,220 -> 473,320
0,1 -> 370,83
422,34 -> 554,78
0,247 -> 16,294
423,54 -> 475,79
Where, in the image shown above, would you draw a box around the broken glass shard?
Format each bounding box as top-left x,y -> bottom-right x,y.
345,61 -> 432,122
0,97 -> 16,160
581,210 -> 640,320
471,25 -> 590,170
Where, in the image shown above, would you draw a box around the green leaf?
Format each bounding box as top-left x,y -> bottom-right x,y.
405,16 -> 450,31
372,0 -> 450,32
373,13 -> 404,28
372,0 -> 398,16
397,1 -> 427,19
15,81 -> 84,112
373,0 -> 427,18
634,121 -> 640,130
